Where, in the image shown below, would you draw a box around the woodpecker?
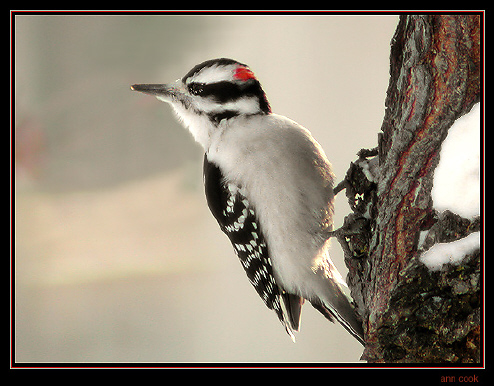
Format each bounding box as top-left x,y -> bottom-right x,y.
131,58 -> 365,345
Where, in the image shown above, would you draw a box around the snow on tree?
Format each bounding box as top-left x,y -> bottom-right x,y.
432,103 -> 480,219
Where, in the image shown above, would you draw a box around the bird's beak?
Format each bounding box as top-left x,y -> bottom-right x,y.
131,83 -> 176,98
131,80 -> 189,106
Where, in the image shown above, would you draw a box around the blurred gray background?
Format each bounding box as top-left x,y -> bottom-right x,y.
14,14 -> 398,363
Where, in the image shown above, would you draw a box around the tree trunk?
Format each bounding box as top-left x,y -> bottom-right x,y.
337,14 -> 481,363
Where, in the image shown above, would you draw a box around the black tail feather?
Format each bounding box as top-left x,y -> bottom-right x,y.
310,300 -> 365,346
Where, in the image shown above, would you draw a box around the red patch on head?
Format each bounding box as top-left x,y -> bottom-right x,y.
234,66 -> 256,81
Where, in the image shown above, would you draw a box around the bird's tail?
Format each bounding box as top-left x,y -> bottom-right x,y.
311,296 -> 365,345
309,261 -> 365,345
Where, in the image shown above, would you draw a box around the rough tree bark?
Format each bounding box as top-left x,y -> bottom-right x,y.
336,15 -> 481,363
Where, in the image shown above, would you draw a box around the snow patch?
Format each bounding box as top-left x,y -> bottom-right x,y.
431,103 -> 480,219
419,231 -> 480,271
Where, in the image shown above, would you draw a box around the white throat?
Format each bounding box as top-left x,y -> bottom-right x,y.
170,103 -> 215,150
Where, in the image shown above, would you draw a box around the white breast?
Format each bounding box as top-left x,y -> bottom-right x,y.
207,114 -> 335,297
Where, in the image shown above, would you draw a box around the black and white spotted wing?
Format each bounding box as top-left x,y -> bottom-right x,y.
203,155 -> 303,338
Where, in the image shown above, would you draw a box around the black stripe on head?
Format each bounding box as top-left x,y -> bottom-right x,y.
192,81 -> 244,103
189,79 -> 271,114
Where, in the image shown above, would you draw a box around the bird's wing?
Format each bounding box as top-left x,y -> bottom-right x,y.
203,155 -> 303,339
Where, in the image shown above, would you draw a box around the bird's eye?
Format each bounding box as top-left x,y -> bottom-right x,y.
188,83 -> 204,96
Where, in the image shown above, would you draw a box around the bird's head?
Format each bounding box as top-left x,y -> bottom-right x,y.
131,58 -> 270,149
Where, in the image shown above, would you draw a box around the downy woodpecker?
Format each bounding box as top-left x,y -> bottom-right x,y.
131,58 -> 364,345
